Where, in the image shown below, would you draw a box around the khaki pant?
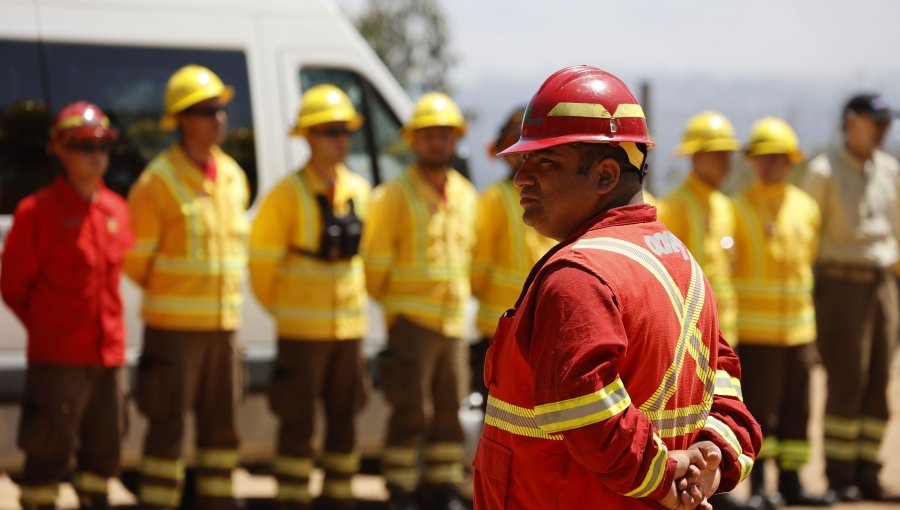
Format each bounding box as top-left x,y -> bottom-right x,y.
738,342 -> 818,471
135,327 -> 242,510
379,317 -> 468,493
268,338 -> 367,506
814,264 -> 898,488
17,364 -> 126,509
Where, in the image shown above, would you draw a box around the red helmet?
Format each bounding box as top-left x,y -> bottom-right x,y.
50,101 -> 118,144
501,65 -> 653,167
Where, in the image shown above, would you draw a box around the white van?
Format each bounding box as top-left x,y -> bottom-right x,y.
0,0 -> 485,476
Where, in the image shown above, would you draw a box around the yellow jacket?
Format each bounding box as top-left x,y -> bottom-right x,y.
124,144 -> 249,331
471,179 -> 555,337
362,165 -> 477,338
248,164 -> 370,341
731,182 -> 819,346
658,172 -> 738,344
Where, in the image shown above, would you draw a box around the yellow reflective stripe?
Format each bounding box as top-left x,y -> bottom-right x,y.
533,378 -> 631,433
131,238 -> 159,256
141,457 -> 185,480
364,255 -> 393,269
758,436 -> 779,459
140,484 -> 181,507
73,471 -> 107,494
732,195 -> 764,280
322,479 -> 354,500
823,439 -> 858,461
196,475 -> 233,497
714,369 -> 743,401
143,294 -> 242,313
705,415 -> 754,481
484,394 -> 563,440
196,448 -> 239,469
548,101 -> 612,118
732,280 -> 813,297
389,266 -> 469,279
383,467 -> 419,490
274,306 -> 365,321
423,442 -> 464,462
249,246 -> 286,260
779,439 -> 809,469
321,451 -> 360,474
423,463 -> 465,484
383,447 -> 418,467
824,415 -> 861,439
623,434 -> 668,497
862,417 -> 887,440
281,260 -> 362,278
154,255 -> 246,274
613,104 -> 646,118
20,484 -> 59,505
382,297 -> 466,319
498,180 -> 529,273
645,405 -> 710,439
859,440 -> 881,462
274,455 -> 314,478
277,482 -> 311,503
149,159 -> 200,259
290,172 -> 317,249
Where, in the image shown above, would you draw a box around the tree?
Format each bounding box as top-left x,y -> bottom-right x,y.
353,0 -> 457,95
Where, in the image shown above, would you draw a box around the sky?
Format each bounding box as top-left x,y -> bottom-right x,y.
336,0 -> 900,194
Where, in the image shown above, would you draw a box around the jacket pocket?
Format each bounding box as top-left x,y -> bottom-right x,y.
472,436 -> 512,510
135,358 -> 184,419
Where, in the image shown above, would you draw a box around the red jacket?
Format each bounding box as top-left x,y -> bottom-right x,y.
1,176 -> 133,366
473,205 -> 761,510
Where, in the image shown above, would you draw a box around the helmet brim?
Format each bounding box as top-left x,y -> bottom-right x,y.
499,133 -> 655,155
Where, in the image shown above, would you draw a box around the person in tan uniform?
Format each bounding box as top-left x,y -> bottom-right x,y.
361,93 -> 477,510
248,84 -> 370,510
803,94 -> 900,503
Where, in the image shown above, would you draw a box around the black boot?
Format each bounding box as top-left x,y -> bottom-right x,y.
387,489 -> 419,510
778,470 -> 832,506
748,464 -> 783,509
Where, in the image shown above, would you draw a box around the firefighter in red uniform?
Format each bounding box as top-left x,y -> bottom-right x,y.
1,101 -> 133,510
472,66 -> 762,510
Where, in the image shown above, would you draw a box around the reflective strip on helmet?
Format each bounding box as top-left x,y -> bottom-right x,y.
623,433 -> 668,497
533,378 -> 631,433
547,102 -> 645,119
483,395 -> 563,440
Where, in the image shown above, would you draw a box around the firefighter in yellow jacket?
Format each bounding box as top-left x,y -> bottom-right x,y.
124,65 -> 249,510
658,111 -> 739,345
248,84 -> 370,510
732,118 -> 832,507
470,106 -> 555,408
361,93 -> 477,510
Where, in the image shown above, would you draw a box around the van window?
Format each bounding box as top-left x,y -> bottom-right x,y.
301,68 -> 412,184
0,40 -> 52,215
42,42 -> 258,203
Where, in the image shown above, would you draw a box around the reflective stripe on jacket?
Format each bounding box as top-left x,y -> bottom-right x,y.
124,144 -> 249,331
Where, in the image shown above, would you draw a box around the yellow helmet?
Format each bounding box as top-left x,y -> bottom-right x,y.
403,92 -> 466,141
745,116 -> 804,164
160,65 -> 234,130
290,84 -> 363,136
676,111 -> 740,155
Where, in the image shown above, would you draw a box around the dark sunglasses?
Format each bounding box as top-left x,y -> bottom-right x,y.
310,126 -> 353,138
67,141 -> 113,153
183,105 -> 227,118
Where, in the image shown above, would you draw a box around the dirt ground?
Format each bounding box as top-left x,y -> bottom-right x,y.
0,365 -> 897,509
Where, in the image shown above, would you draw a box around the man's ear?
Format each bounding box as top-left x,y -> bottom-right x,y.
595,157 -> 621,194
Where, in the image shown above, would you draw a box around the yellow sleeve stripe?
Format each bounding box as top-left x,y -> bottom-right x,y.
714,369 -> 743,401
704,415 -> 754,482
534,378 -> 631,433
623,434 -> 669,498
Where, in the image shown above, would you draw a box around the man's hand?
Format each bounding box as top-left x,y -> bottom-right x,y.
659,448 -> 705,509
684,441 -> 722,500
